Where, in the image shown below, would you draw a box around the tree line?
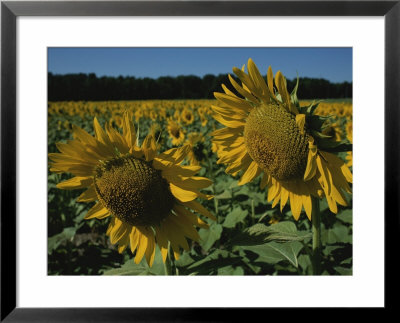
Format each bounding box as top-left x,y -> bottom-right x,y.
48,72 -> 352,101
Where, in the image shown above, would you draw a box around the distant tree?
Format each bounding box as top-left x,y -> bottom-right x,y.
48,72 -> 352,101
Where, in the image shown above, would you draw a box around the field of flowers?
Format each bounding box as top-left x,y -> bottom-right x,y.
48,96 -> 352,276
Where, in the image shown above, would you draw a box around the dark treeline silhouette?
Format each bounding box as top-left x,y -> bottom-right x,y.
48,72 -> 352,101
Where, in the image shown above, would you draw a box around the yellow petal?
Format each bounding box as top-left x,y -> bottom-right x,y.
144,231 -> 156,267
295,114 -> 306,135
169,183 -> 212,202
122,111 -> 137,149
232,66 -> 263,99
267,181 -> 280,202
169,211 -> 200,241
163,218 -> 189,251
134,227 -> 151,264
221,83 -> 237,97
228,74 -> 259,104
213,113 -> 246,129
304,139 -> 318,181
142,134 -> 157,161
260,173 -> 270,189
214,92 -> 253,113
105,122 -> 129,154
155,145 -> 190,168
280,186 -> 289,212
247,58 -> 270,102
217,144 -> 247,165
84,203 -> 110,219
275,71 -> 292,110
326,195 -> 338,214
165,175 -> 213,191
155,226 -> 169,263
225,154 -> 252,176
56,176 -> 93,190
129,227 -> 140,254
211,127 -> 242,139
109,218 -> 130,245
161,164 -> 201,178
72,124 -> 98,147
93,117 -> 112,147
77,185 -> 97,202
238,161 -> 261,186
182,200 -> 216,221
211,104 -> 248,120
316,154 -> 332,195
117,234 -> 130,254
267,66 -> 276,99
289,191 -> 302,220
48,153 -> 98,167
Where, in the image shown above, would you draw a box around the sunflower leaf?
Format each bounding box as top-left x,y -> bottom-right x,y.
198,224 -> 223,252
48,224 -> 83,255
186,250 -> 242,274
315,138 -> 353,152
222,207 -> 248,228
228,221 -> 311,246
101,247 -> 165,275
336,209 -> 352,224
307,115 -> 330,130
240,241 -> 303,268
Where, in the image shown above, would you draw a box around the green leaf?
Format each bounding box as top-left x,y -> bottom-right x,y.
102,247 -> 165,275
297,254 -> 312,274
336,209 -> 352,224
215,190 -> 232,200
48,225 -> 82,254
187,250 -> 242,275
217,265 -> 244,275
102,259 -> 149,275
241,241 -> 303,268
334,266 -> 352,275
322,223 -> 352,244
314,136 -> 353,152
222,207 -> 248,228
199,224 -> 223,251
175,252 -> 195,268
229,221 -> 311,246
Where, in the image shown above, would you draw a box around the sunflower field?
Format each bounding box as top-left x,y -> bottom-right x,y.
48,61 -> 352,276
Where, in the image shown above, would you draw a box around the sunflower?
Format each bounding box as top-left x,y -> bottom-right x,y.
149,109 -> 158,121
181,108 -> 195,125
167,119 -> 185,146
211,59 -> 352,220
49,112 -> 215,267
149,122 -> 162,142
185,132 -> 205,166
134,109 -> 143,122
198,107 -> 209,127
345,120 -> 353,168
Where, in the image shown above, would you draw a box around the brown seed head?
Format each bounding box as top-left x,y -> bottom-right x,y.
244,104 -> 309,182
94,156 -> 174,226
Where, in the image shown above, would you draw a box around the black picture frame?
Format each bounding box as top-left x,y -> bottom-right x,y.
1,0 -> 398,321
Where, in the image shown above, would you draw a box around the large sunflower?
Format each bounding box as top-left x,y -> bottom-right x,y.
211,59 -> 352,220
49,112 -> 215,267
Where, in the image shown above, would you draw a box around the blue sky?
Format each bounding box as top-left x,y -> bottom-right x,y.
48,48 -> 352,83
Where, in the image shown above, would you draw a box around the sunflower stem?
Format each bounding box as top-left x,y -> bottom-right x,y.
251,199 -> 255,224
207,158 -> 218,220
311,196 -> 322,275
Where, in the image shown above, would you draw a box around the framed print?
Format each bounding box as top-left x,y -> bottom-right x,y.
1,0 -> 398,320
